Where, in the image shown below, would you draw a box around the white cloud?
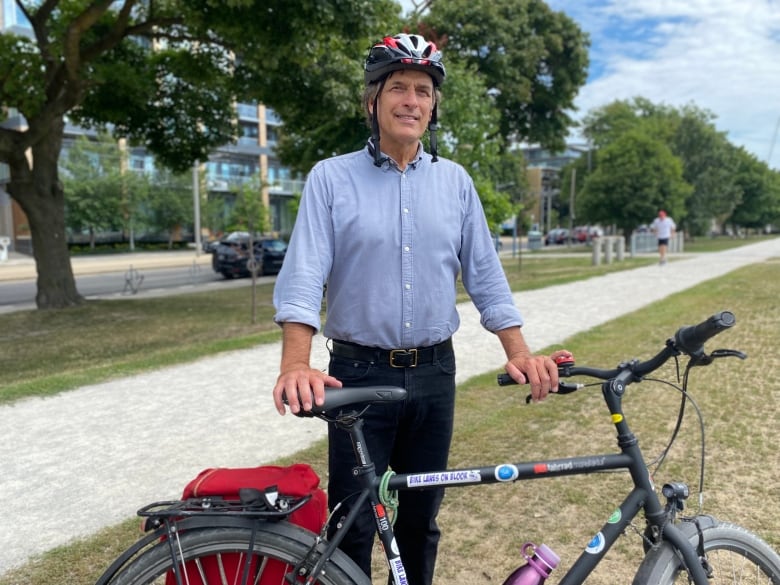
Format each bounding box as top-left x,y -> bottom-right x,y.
396,0 -> 780,168
548,0 -> 780,168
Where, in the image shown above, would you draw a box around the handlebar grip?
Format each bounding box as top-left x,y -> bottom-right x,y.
674,310 -> 735,356
497,373 -> 516,386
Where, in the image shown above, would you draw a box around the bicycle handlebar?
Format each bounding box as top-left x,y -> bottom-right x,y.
674,310 -> 735,359
497,310 -> 737,388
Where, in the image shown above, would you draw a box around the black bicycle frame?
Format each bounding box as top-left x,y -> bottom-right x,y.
331,377 -> 711,585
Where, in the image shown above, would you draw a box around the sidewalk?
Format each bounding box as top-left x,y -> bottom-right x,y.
0,249 -> 213,282
1,238 -> 779,575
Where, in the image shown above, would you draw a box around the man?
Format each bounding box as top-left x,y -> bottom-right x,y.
651,209 -> 676,264
272,33 -> 562,585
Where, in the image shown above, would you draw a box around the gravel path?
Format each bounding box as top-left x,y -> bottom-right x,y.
1,238 -> 778,575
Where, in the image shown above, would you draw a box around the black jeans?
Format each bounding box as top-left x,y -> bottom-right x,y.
326,342 -> 456,585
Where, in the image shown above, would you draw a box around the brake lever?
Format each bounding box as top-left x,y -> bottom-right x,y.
710,348 -> 748,360
525,381 -> 583,404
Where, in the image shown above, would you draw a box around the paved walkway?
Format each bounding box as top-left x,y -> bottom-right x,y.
1,238 -> 779,575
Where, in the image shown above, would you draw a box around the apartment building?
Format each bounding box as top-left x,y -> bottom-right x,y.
0,5 -> 303,254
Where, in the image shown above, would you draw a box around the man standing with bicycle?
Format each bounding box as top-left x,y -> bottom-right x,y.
272,33 -> 561,585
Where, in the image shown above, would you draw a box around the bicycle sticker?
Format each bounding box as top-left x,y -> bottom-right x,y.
407,469 -> 481,487
607,509 -> 621,524
389,556 -> 409,585
611,413 -> 623,423
391,537 -> 400,556
494,464 -> 519,482
586,532 -> 606,554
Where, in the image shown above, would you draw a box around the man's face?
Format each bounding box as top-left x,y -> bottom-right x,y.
372,69 -> 435,150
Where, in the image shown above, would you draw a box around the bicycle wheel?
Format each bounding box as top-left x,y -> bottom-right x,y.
633,518 -> 780,584
107,522 -> 371,585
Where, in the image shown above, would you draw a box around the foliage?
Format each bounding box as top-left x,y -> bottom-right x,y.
422,0 -> 590,151
227,177 -> 270,234
578,98 -> 780,237
0,0 -> 403,309
578,129 -> 691,237
61,133 -> 127,248
145,168 -> 194,248
729,146 -> 780,231
435,59 -> 522,230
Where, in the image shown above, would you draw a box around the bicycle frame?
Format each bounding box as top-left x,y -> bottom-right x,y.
324,375 -> 711,585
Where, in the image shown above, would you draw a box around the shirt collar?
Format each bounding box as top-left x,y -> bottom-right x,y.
366,140 -> 424,171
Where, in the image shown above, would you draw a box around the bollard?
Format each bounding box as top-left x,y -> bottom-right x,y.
604,236 -> 614,264
592,237 -> 602,266
0,236 -> 10,263
616,236 -> 625,261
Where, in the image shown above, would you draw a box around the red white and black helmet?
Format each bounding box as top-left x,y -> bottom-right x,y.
365,33 -> 445,86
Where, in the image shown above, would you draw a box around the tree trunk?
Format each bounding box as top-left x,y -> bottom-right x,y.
7,116 -> 84,309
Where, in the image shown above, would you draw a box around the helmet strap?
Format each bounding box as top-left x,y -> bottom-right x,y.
429,102 -> 439,163
370,84 -> 389,167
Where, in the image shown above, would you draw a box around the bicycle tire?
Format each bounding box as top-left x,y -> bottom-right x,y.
106,523 -> 371,585
633,518 -> 780,584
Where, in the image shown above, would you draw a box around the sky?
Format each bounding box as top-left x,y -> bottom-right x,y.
399,0 -> 780,170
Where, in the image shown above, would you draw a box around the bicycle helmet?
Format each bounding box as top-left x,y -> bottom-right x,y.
365,34 -> 446,87
364,34 -> 445,166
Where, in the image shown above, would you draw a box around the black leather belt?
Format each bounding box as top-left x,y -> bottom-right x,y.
331,338 -> 453,368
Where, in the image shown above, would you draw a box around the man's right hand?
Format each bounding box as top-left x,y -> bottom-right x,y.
273,367 -> 342,415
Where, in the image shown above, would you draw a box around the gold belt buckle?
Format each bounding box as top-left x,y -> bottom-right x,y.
390,348 -> 418,368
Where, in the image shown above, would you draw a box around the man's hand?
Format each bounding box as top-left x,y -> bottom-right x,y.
273,366 -> 342,415
504,349 -> 573,402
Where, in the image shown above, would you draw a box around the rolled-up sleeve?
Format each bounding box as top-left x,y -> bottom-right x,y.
273,165 -> 334,332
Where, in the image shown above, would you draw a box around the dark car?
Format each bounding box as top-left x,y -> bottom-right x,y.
544,228 -> 569,245
210,233 -> 287,278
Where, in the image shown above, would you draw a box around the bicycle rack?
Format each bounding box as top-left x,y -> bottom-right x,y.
123,265 -> 144,295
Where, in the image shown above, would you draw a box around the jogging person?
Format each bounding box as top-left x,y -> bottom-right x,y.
651,209 -> 676,264
272,33 -> 563,585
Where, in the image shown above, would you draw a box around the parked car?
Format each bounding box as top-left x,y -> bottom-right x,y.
209,233 -> 287,278
545,228 -> 569,245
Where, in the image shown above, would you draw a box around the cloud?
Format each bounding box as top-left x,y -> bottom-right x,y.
397,0 -> 780,168
547,0 -> 780,168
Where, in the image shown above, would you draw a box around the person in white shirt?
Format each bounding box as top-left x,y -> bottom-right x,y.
651,209 -> 676,265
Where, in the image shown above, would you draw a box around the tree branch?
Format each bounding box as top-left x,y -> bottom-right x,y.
63,0 -> 115,83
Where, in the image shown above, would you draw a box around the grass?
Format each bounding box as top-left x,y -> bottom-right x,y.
1,236 -> 778,585
0,253 -> 662,405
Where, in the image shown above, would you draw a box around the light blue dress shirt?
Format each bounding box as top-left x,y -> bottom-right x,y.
273,144 -> 524,350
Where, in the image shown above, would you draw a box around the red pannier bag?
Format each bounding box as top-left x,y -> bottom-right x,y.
165,463 -> 328,585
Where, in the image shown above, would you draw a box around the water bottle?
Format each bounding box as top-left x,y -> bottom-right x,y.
501,542 -> 560,585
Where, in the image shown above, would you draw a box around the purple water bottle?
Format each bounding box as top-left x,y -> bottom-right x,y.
501,542 -> 560,585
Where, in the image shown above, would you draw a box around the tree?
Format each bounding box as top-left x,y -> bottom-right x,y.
422,0 -> 590,151
0,0 -> 400,309
227,177 -> 269,236
146,168 -> 193,249
578,130 -> 691,239
581,98 -> 745,237
61,133 -> 125,249
729,147 -> 780,232
667,105 -> 741,237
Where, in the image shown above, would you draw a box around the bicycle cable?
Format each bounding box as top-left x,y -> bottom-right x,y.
642,366 -> 707,514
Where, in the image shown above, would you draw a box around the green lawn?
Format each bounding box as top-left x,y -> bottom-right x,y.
0,235 -> 777,585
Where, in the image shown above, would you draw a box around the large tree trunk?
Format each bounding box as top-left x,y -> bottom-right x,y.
7,116 -> 83,309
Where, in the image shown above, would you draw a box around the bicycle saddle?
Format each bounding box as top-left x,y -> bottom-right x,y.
290,385 -> 407,416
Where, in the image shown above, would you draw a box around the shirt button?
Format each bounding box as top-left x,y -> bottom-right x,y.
403,208 -> 409,213
404,246 -> 410,252
404,322 -> 411,328
405,283 -> 411,290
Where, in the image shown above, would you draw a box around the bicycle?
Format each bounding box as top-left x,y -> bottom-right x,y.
95,310 -> 780,584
